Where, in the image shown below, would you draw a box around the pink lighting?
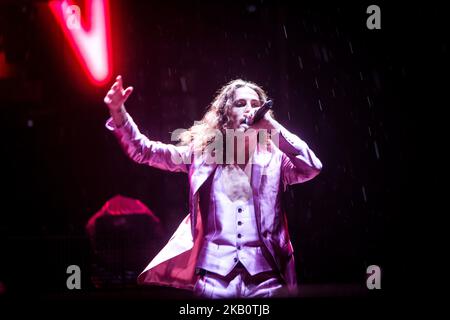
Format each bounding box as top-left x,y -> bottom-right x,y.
49,0 -> 112,85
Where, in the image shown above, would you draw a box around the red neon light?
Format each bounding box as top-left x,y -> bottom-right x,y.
49,0 -> 112,85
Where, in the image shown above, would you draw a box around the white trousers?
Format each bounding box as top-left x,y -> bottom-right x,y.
193,264 -> 284,299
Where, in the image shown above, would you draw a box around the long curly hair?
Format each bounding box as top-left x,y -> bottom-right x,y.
178,79 -> 270,152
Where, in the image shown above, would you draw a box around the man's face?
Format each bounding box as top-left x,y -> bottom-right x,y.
228,86 -> 261,131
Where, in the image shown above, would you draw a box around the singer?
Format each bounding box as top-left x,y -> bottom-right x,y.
104,76 -> 323,298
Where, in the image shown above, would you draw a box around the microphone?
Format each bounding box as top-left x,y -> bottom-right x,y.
244,100 -> 273,125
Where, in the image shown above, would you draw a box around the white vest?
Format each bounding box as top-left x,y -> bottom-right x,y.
196,164 -> 273,276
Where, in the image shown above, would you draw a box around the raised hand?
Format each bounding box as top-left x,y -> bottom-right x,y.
103,75 -> 134,112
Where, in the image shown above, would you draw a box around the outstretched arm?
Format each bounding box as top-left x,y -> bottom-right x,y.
104,75 -> 190,173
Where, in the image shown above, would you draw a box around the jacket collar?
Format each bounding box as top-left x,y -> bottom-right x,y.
190,142 -> 273,196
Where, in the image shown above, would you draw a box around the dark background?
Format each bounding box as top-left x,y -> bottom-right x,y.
0,0 -> 443,303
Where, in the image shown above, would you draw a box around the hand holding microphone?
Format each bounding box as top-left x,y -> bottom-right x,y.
243,100 -> 273,126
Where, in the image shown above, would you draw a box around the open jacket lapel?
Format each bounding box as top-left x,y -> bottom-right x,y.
250,144 -> 273,229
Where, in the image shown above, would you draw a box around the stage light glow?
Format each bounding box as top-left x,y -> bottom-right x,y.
49,0 -> 112,85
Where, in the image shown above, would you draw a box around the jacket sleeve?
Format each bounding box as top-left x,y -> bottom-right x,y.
105,113 -> 190,173
277,127 -> 322,188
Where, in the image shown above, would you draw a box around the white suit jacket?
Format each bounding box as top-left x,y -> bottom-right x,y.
106,114 -> 322,294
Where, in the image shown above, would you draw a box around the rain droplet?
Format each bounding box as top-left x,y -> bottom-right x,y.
373,140 -> 380,159
298,56 -> 303,69
322,47 -> 329,62
367,96 -> 372,108
348,41 -> 354,54
180,77 -> 188,92
362,186 -> 367,202
282,25 -> 288,39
